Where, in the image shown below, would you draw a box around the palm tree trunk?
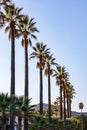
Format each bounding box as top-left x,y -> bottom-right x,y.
24,118 -> 28,130
39,67 -> 43,115
66,95 -> 69,118
10,21 -> 15,130
69,100 -> 71,117
10,21 -> 15,96
63,86 -> 66,121
48,65 -> 51,130
24,38 -> 29,98
18,118 -> 22,130
24,38 -> 28,130
60,85 -> 63,120
63,85 -> 66,130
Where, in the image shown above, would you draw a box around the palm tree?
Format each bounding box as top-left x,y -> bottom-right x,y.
30,42 -> 49,115
17,15 -> 39,98
66,82 -> 75,118
53,97 -> 60,118
79,102 -> 84,113
62,68 -> 69,122
53,65 -> 66,120
17,16 -> 38,130
0,1 -> 24,96
44,54 -> 57,130
0,4 -> 24,130
4,4 -> 24,96
69,85 -> 75,117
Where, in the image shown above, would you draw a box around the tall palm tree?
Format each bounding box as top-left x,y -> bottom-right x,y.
44,54 -> 57,130
30,42 -> 49,115
17,15 -> 39,98
69,84 -> 75,117
65,82 -> 71,118
53,65 -> 66,120
4,4 -> 23,96
62,68 -> 69,122
0,3 -> 24,130
16,15 -> 39,130
53,97 -> 60,118
2,1 -> 23,95
66,82 -> 75,118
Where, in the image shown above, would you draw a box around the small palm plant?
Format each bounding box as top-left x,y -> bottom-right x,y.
0,93 -> 10,130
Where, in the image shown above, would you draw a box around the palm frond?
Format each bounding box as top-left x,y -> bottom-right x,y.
8,30 -> 12,40
31,34 -> 37,40
5,25 -> 10,32
29,22 -> 36,29
29,38 -> 32,46
32,46 -> 37,52
21,39 -> 25,47
16,7 -> 23,15
29,18 -> 34,24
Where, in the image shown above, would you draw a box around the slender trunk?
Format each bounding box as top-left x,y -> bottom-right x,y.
63,86 -> 66,121
39,67 -> 43,115
69,100 -> 71,117
67,95 -> 69,118
24,37 -> 28,130
10,21 -> 15,96
18,118 -> 22,130
24,38 -> 29,98
63,85 -> 66,130
10,21 -> 15,130
48,65 -> 51,130
24,118 -> 28,130
60,85 -> 62,120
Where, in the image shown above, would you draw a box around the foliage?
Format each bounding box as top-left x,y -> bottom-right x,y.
0,93 -> 35,129
28,114 -> 87,130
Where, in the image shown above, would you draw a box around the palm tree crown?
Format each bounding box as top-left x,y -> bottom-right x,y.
30,42 -> 50,68
79,102 -> 84,113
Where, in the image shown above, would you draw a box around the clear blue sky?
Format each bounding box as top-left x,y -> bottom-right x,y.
0,0 -> 87,112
